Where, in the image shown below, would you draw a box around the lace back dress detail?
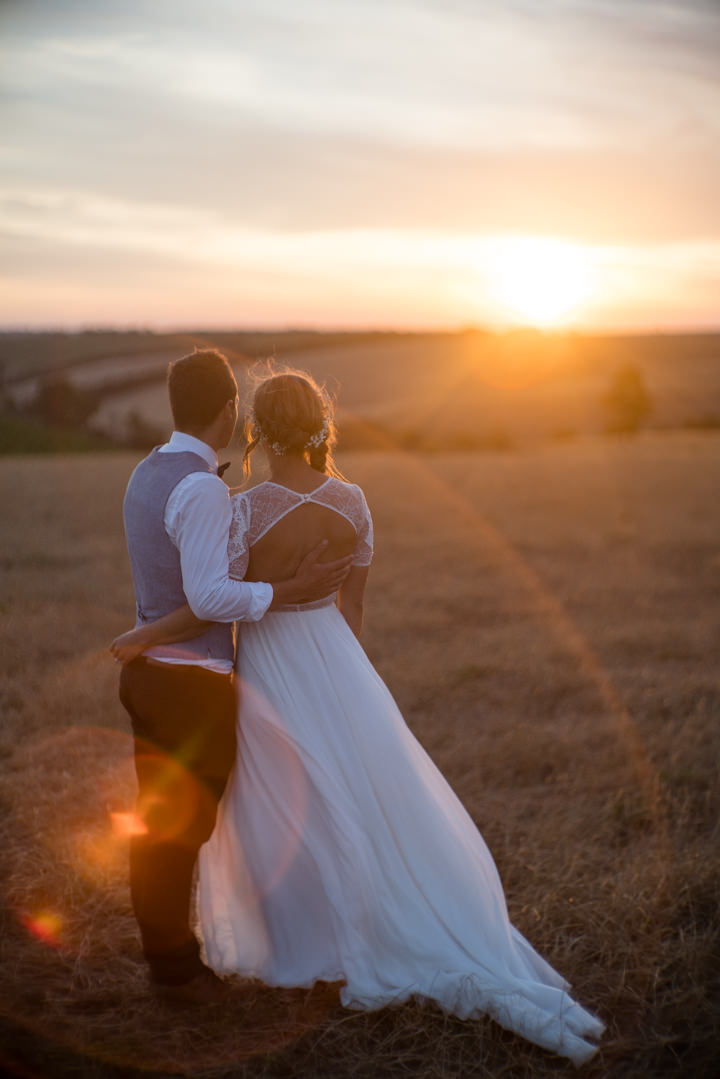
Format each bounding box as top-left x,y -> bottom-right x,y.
227,477 -> 373,580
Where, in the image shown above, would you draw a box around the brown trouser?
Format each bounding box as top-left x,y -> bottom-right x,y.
119,656 -> 237,985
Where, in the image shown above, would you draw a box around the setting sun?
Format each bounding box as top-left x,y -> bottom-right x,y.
489,238 -> 594,326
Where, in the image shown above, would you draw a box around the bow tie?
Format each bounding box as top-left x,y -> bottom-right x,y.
217,461 -> 231,478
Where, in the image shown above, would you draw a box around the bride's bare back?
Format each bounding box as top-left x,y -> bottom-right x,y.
246,501 -> 358,582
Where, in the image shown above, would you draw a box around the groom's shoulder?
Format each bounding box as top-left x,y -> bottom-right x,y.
125,449 -> 217,502
129,447 -> 214,478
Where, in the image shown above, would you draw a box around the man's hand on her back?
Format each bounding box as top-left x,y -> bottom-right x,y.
269,541 -> 354,608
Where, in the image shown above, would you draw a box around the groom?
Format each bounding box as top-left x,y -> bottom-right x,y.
117,348 -> 351,1004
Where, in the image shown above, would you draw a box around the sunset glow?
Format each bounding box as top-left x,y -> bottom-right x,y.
489,238 -> 594,327
0,1 -> 718,331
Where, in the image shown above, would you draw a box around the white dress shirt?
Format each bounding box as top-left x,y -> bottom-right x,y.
142,431 -> 273,672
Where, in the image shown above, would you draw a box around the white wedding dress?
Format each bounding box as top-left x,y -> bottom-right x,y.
196,478 -> 603,1065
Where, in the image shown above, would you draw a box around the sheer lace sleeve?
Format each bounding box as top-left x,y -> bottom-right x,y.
227,494 -> 251,580
352,487 -> 373,566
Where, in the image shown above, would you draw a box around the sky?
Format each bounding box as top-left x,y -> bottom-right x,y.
1,0 -> 719,331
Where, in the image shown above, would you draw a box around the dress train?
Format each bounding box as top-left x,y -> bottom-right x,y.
197,601 -> 603,1065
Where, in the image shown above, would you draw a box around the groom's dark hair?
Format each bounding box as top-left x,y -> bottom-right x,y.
168,349 -> 237,431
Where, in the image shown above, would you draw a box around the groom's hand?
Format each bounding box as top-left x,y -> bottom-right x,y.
110,627 -> 150,665
269,541 -> 354,608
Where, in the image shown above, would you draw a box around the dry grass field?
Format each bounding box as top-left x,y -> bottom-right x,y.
1,434 -> 719,1078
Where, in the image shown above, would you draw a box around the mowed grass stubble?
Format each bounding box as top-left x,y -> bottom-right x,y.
1,434 -> 718,1078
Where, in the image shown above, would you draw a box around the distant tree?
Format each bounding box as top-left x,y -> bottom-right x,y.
603,363 -> 652,434
27,373 -> 101,429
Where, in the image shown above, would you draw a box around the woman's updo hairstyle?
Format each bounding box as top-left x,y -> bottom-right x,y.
243,367 -> 343,478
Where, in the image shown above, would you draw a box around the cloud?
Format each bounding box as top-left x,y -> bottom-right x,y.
4,0 -> 719,154
3,122 -> 719,245
1,0 -> 719,327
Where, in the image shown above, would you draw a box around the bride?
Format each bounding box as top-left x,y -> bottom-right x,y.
113,369 -> 604,1065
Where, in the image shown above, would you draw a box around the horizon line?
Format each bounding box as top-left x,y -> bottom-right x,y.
1,322 -> 720,339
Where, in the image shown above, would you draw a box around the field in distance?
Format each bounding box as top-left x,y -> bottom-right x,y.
2,329 -> 719,448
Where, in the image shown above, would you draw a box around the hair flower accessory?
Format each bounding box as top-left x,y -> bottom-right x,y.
249,409 -> 328,455
306,421 -> 329,449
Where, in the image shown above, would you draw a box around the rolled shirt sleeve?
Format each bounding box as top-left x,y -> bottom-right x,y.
165,472 -> 273,622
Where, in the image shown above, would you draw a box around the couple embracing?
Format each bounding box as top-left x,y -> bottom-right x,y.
113,348 -> 604,1066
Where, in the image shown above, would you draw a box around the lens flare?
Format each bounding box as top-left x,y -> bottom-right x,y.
110,811 -> 148,837
133,750 -> 207,843
21,910 -> 64,948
